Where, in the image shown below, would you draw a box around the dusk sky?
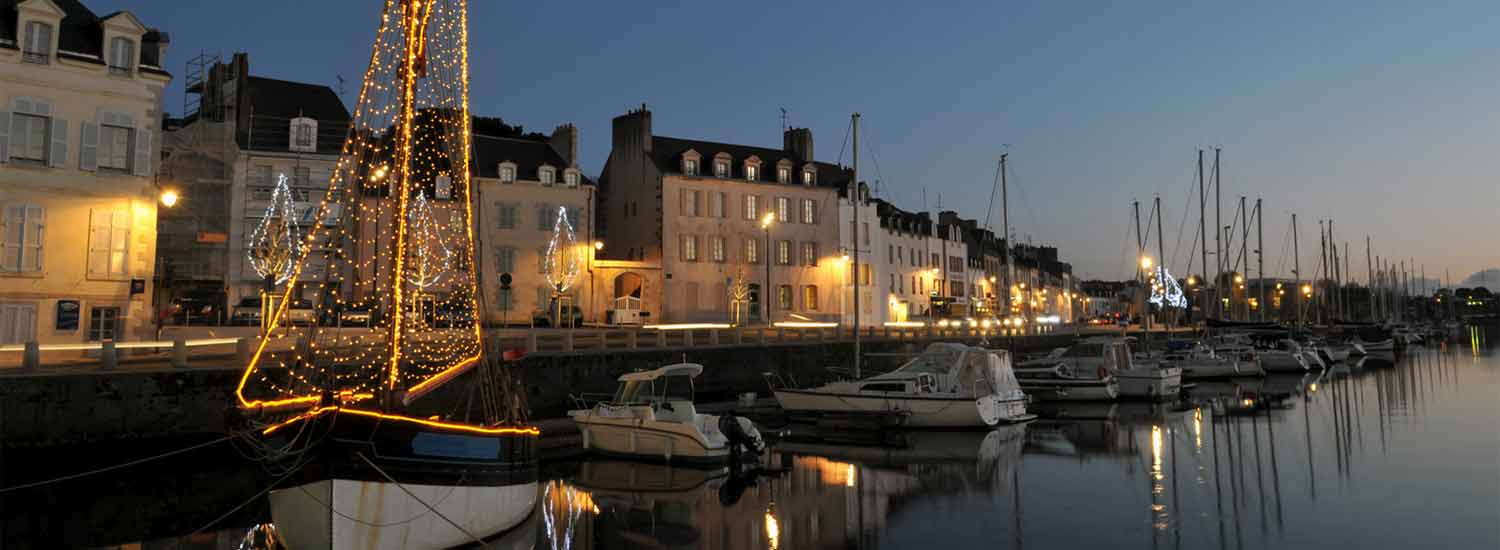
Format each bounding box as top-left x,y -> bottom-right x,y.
105,1 -> 1498,284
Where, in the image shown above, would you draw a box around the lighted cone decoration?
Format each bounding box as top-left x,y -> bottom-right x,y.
246,173 -> 300,285
236,0 -> 489,412
543,206 -> 581,294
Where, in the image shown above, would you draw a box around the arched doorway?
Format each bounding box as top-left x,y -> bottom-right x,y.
610,272 -> 644,325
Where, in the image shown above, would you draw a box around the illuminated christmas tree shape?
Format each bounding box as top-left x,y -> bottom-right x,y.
1148,266 -> 1187,309
403,191 -> 453,289
543,206 -> 581,294
246,173 -> 299,285
236,0 -> 490,412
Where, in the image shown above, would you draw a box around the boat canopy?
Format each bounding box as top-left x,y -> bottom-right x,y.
877,343 -> 1024,399
618,363 -> 704,382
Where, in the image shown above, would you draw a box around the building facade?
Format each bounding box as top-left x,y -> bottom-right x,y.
598,108 -> 852,324
0,0 -> 170,350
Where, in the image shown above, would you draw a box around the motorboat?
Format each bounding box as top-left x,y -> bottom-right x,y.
1390,324 -> 1424,346
1158,340 -> 1264,378
1217,334 -> 1308,373
1023,337 -> 1181,400
770,343 -> 1036,427
1013,360 -> 1121,402
571,363 -> 764,464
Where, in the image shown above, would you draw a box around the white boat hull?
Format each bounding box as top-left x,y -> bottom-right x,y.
573,415 -> 732,463
269,479 -> 537,550
773,389 -> 1031,427
1018,379 -> 1120,401
1176,359 -> 1264,378
1114,368 -> 1183,400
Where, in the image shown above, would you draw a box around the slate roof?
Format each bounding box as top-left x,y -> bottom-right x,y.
650,135 -> 852,190
0,0 -> 167,71
472,133 -> 592,185
240,76 -> 351,153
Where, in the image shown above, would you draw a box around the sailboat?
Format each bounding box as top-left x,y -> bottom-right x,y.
230,1 -> 538,547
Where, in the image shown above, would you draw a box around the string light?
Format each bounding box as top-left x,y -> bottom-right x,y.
246,173 -> 300,285
1148,266 -> 1187,309
543,206 -> 582,294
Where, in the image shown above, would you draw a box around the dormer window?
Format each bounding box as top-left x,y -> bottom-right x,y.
108,37 -> 136,76
743,156 -> 762,182
22,22 -> 53,64
683,158 -> 698,175
802,167 -> 815,186
776,159 -> 793,184
539,166 -> 556,185
289,117 -> 317,153
713,154 -> 731,178
563,169 -> 580,187
499,163 -> 516,183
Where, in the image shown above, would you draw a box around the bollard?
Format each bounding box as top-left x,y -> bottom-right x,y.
627,330 -> 638,349
562,331 -> 575,352
171,338 -> 189,368
710,329 -> 720,346
655,330 -> 667,348
683,330 -> 694,348
100,341 -> 118,370
236,337 -> 252,363
22,341 -> 39,372
526,332 -> 539,353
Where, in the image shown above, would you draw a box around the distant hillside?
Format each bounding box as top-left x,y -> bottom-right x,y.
1460,268 -> 1499,289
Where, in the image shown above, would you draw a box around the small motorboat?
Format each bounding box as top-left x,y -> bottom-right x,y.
1159,341 -> 1265,378
771,343 -> 1036,427
571,363 -> 764,464
1217,335 -> 1307,373
1030,336 -> 1180,400
1013,362 -> 1121,401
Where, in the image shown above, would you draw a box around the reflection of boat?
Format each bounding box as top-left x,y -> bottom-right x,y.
777,425 -> 1028,495
572,458 -> 730,496
771,343 -> 1034,427
571,363 -> 764,464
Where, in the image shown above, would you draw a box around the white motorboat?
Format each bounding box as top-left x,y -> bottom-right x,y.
1217,336 -> 1307,373
571,363 -> 764,464
1025,337 -> 1181,400
771,342 -> 1036,427
1159,341 -> 1265,378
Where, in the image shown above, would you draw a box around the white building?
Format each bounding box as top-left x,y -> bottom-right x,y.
0,0 -> 170,351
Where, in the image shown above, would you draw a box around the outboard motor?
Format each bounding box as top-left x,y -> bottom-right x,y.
718,414 -> 766,456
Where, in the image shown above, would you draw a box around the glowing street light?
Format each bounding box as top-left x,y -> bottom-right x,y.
760,212 -> 775,229
159,189 -> 179,208
1301,284 -> 1313,296
1140,256 -> 1153,270
593,240 -> 604,251
1234,274 -> 1245,284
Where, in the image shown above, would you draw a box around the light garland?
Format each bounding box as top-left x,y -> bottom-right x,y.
543,205 -> 581,294
236,0 -> 503,418
246,173 -> 300,285
1148,266 -> 1187,309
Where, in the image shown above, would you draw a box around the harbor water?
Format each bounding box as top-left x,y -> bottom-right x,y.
11,326 -> 1498,549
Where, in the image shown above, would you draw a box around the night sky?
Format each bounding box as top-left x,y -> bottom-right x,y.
101,0 -> 1498,283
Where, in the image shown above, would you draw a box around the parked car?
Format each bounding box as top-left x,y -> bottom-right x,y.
286,299 -> 316,326
164,296 -> 222,325
532,305 -> 583,328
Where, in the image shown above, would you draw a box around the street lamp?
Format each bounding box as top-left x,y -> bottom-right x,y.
159,189 -> 179,208
1140,256 -> 1153,270
761,212 -> 775,323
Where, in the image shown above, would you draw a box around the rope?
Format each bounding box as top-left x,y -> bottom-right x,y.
191,452 -> 311,535
355,452 -> 489,548
0,435 -> 232,494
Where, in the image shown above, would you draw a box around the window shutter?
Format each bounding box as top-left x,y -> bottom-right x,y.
0,206 -> 19,270
0,111 -> 10,163
79,122 -> 99,171
48,118 -> 68,168
26,205 -> 44,272
133,127 -> 153,176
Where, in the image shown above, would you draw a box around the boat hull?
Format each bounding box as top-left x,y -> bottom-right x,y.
1113,369 -> 1183,400
270,478 -> 538,550
1259,353 -> 1308,373
773,389 -> 1032,427
573,415 -> 734,464
1017,379 -> 1119,401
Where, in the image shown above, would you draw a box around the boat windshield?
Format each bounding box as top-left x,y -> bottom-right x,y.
613,380 -> 655,404
895,346 -> 963,376
1063,344 -> 1105,358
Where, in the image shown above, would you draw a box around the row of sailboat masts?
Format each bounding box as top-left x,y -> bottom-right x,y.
1193,148 -> 1274,324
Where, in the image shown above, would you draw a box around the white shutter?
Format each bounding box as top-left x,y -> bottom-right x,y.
0,206 -> 19,271
48,118 -> 67,168
133,127 -> 153,176
0,111 -> 10,163
25,205 -> 43,272
79,121 -> 98,171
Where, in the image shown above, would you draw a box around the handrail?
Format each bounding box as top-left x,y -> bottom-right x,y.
0,337 -> 241,353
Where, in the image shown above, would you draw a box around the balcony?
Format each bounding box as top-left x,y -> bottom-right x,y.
21,50 -> 50,65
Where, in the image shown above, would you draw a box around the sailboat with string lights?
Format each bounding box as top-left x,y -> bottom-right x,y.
230,0 -> 539,546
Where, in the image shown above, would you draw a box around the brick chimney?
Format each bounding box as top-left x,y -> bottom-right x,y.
549,123 -> 579,167
612,105 -> 652,156
783,127 -> 813,162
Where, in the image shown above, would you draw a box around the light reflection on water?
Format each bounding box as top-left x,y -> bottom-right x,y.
85,325 -> 1500,550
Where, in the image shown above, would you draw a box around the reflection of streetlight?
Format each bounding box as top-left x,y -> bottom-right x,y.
159,189 -> 179,208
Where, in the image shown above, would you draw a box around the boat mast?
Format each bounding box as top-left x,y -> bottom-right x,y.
1214,148 -> 1223,320
1197,150 -> 1209,327
1328,219 -> 1338,320
1001,153 -> 1011,326
1344,242 -> 1351,322
1292,213 -> 1302,328
851,112 -> 861,379
1366,237 -> 1374,321
1134,200 -> 1149,347
1239,196 -> 1248,320
1256,198 -> 1264,322
1155,195 -> 1167,329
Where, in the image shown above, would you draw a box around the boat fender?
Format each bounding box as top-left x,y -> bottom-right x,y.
719,414 -> 766,454
1096,366 -> 1111,381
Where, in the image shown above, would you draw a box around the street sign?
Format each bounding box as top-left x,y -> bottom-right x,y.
499,272 -> 512,288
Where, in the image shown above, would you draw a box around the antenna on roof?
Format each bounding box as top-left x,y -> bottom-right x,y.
780,107 -> 788,132
336,75 -> 347,100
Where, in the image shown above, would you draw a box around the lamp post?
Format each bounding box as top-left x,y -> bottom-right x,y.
590,240 -> 603,324
761,212 -> 775,323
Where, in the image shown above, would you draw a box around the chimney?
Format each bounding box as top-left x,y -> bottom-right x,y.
783,127 -> 813,162
611,105 -> 652,156
550,123 -> 579,167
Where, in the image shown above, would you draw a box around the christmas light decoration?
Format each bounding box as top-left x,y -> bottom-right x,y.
246,173 -> 300,285
543,206 -> 582,294
1148,266 -> 1187,309
236,0 -> 520,426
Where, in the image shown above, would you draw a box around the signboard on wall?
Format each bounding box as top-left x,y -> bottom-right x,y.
130,279 -> 146,295
56,300 -> 80,331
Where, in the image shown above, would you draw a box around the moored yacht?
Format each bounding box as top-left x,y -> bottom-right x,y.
770,343 -> 1035,427
1022,337 -> 1181,400
1159,340 -> 1265,378
571,363 -> 764,464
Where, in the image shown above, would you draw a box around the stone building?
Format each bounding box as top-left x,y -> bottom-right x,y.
0,0 -> 170,350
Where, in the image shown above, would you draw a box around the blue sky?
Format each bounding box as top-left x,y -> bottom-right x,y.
104,0 -> 1498,283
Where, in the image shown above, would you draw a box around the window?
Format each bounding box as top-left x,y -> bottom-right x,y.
710,192 -> 725,218
253,165 -> 273,186
862,222 -> 870,245
951,281 -> 965,297
803,286 -> 819,311
0,304 -> 37,345
712,236 -> 725,262
536,246 -> 548,273
435,174 -> 452,199
776,197 -> 789,222
743,195 -> 759,220
108,37 -> 135,75
539,166 -> 556,185
98,124 -> 133,172
777,285 -> 793,311
745,164 -> 758,181
1,205 -> 44,273
536,203 -> 554,230
801,242 -> 817,266
565,207 -> 580,228
714,159 -> 730,178
499,164 -> 516,182
563,171 -> 579,187
802,169 -> 815,186
776,240 -> 791,265
682,189 -> 700,217
497,287 -> 513,310
890,273 -> 896,292
931,253 -> 940,268
900,275 -> 905,293
897,247 -> 904,263
250,187 -> 274,201
681,235 -> 699,261
495,246 -> 516,273
888,244 -> 894,264
293,166 -> 311,187
87,307 -> 122,341
22,22 -> 52,63
683,158 -> 699,176
744,238 -> 759,264
88,210 -> 130,279
861,264 -> 873,286
949,256 -> 964,273
8,112 -> 49,163
289,117 -> 317,153
801,199 -> 817,224
777,166 -> 790,184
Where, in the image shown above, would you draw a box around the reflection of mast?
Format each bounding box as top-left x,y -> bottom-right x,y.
1210,409 -> 1230,550
1266,407 -> 1284,532
1302,388 -> 1317,501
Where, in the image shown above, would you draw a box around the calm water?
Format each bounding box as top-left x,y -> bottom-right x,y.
72,325 -> 1500,549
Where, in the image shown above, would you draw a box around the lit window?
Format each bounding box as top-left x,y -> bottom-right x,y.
801,199 -> 816,224
108,37 -> 135,75
803,286 -> 819,311
22,22 -> 52,64
564,171 -> 579,187
802,169 -> 814,186
744,195 -> 759,220
712,236 -> 726,262
682,189 -> 700,217
801,242 -> 817,266
715,160 -> 730,178
539,166 -> 556,185
499,164 -> 516,182
87,307 -> 122,342
777,166 -> 790,184
682,235 -> 699,261
683,158 -> 698,175
777,240 -> 791,265
745,164 -> 758,181
745,238 -> 759,264
776,197 -> 789,222
778,285 -> 793,311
